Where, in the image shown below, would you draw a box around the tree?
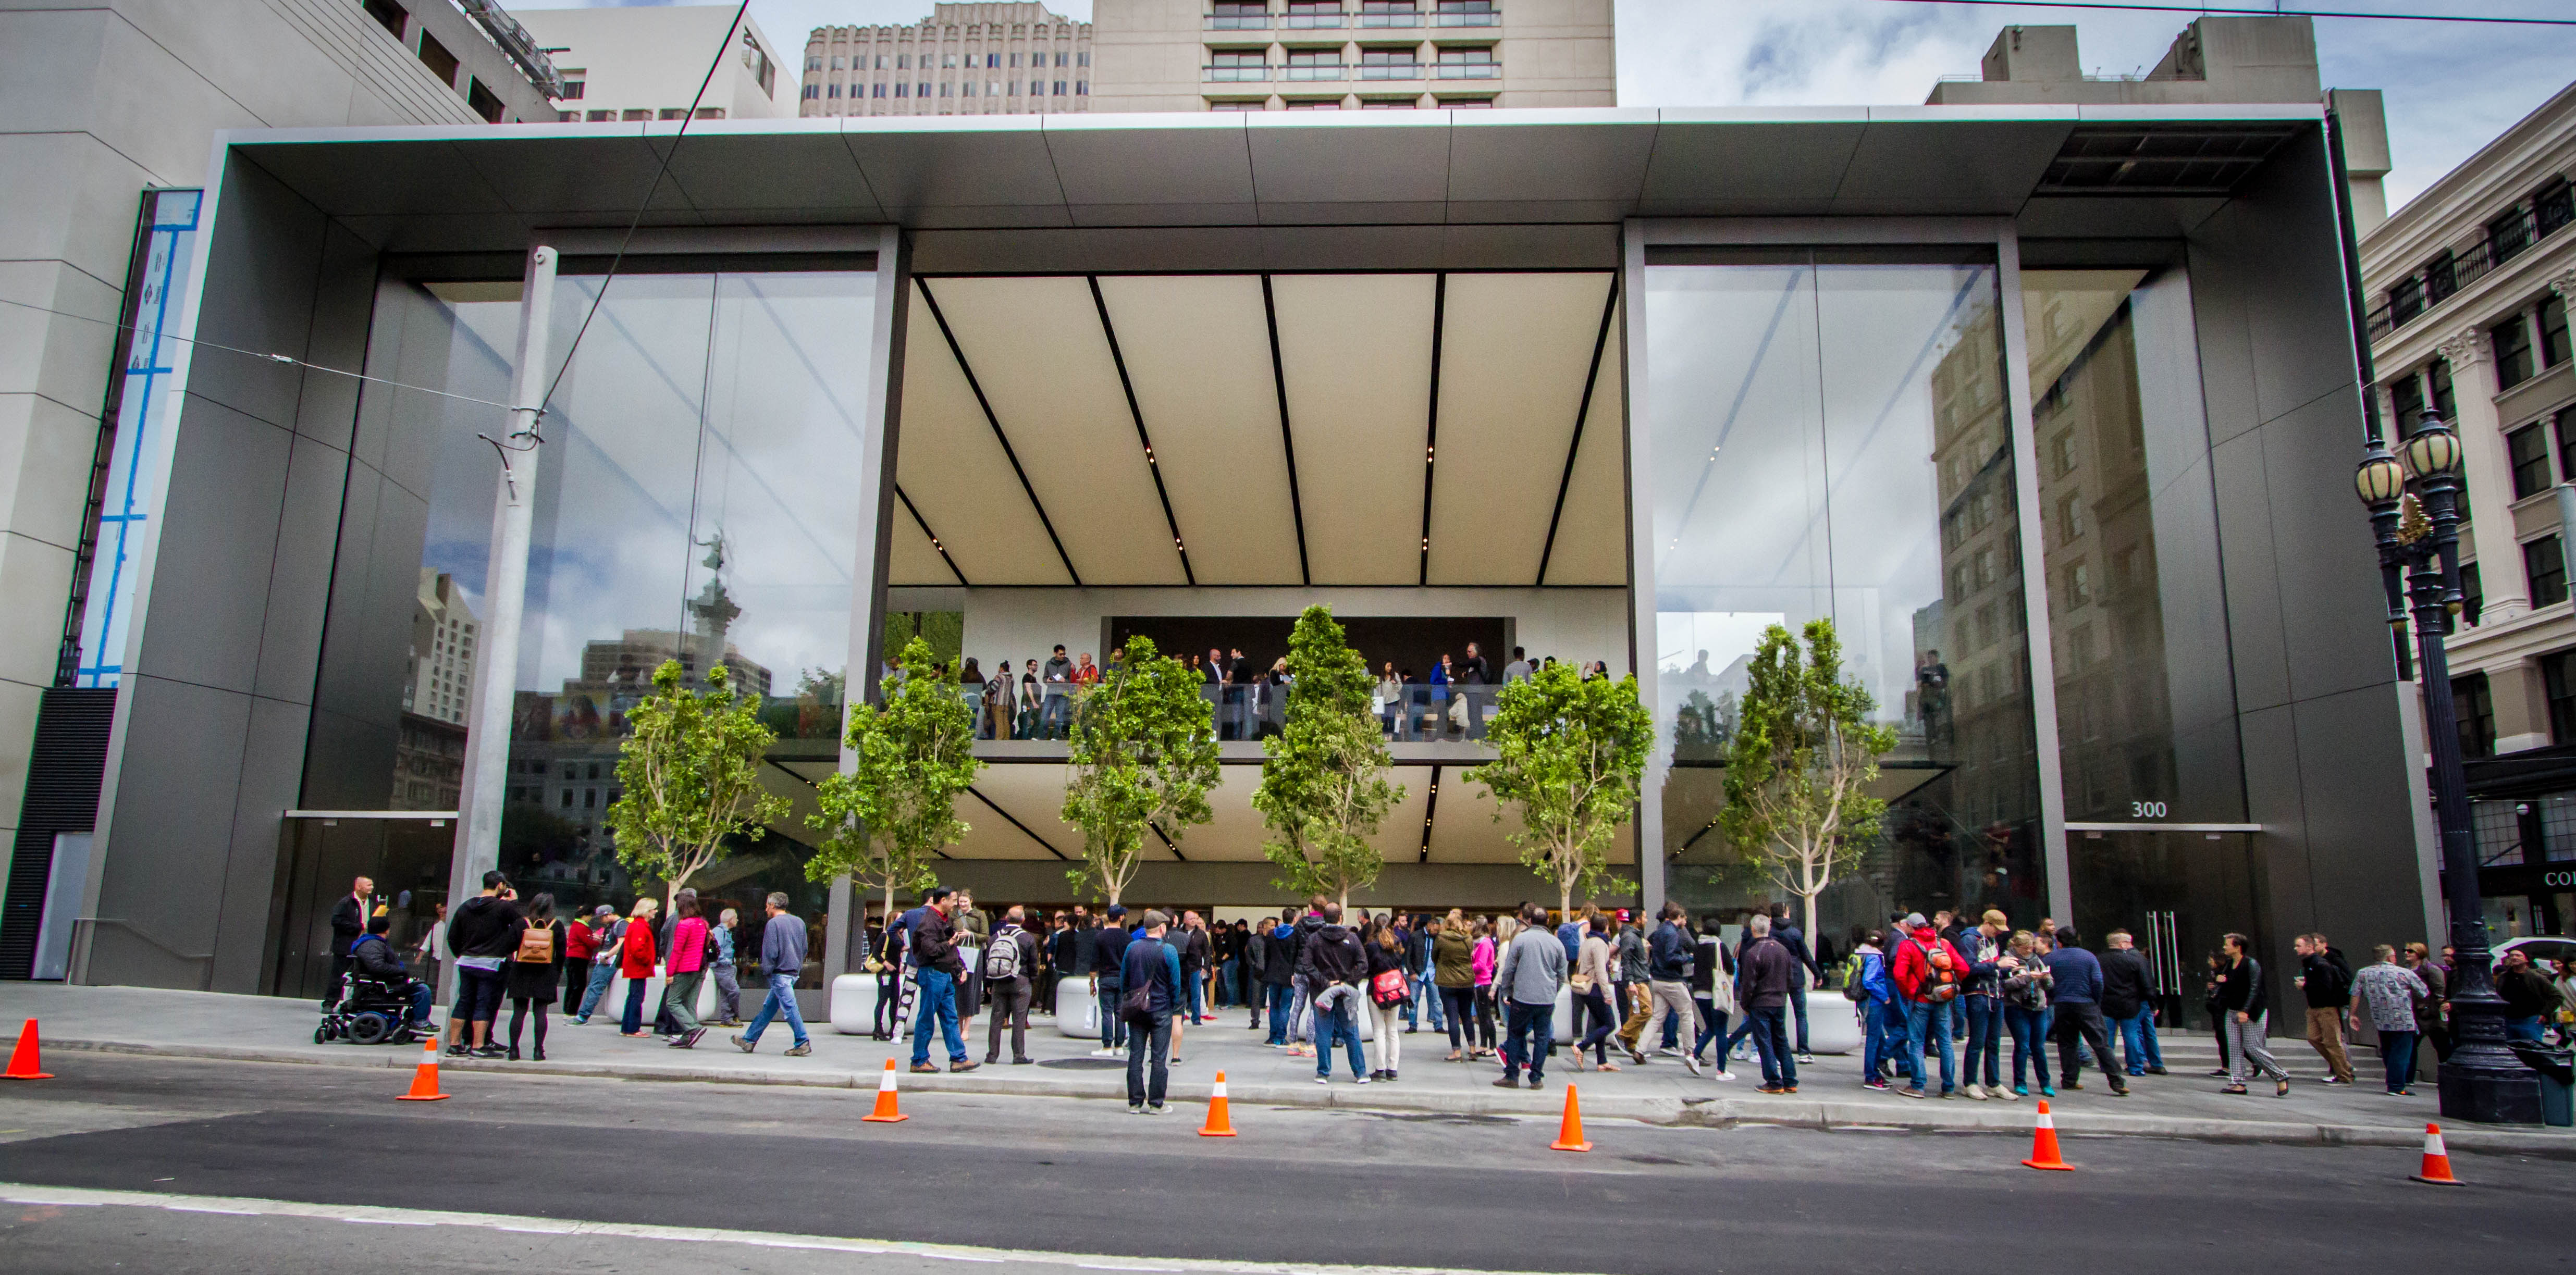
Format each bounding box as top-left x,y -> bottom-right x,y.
1252,606 -> 1404,908
607,660 -> 790,910
1718,618 -> 1898,946
1463,662 -> 1653,914
804,635 -> 982,923
1060,634 -> 1218,906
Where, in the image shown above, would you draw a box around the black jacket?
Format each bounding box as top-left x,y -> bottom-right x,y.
1261,926 -> 1298,986
2217,955 -> 2266,1014
2099,947 -> 2153,1018
914,908 -> 966,976
1740,936 -> 1793,1009
2300,949 -> 2352,1009
1298,923 -> 1366,987
329,894 -> 368,947
349,933 -> 409,982
446,895 -> 522,959
1091,925 -> 1132,987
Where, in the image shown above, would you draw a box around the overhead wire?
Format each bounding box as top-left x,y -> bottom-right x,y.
1865,0 -> 2576,27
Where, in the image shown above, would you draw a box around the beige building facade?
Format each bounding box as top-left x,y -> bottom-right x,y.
516,4 -> 790,122
1089,0 -> 1611,113
803,4 -> 1093,117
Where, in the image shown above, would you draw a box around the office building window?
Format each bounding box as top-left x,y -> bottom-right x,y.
2495,313 -> 2536,390
806,56 -> 822,71
1360,96 -> 1418,107
898,54 -> 911,68
1079,52 -> 1090,66
559,74 -> 586,100
2462,560 -> 2484,627
2389,367 -> 2426,431
2559,407 -> 2576,483
416,30 -> 460,86
828,83 -> 842,98
2429,358 -> 2457,420
1437,95 -> 1493,107
1284,96 -> 1340,108
2489,206 -> 2534,266
895,82 -> 908,96
2454,672 -> 2496,760
803,84 -> 820,100
2546,650 -> 2576,743
587,109 -> 613,120
466,79 -> 504,123
2526,534 -> 2569,609
1056,52 -> 1070,66
2509,421 -> 2552,498
2538,177 -> 2575,237
621,108 -> 650,120
363,0 -> 407,38
2541,296 -> 2570,369
1209,98 -> 1266,110
659,107 -> 687,119
873,83 -> 887,97
2425,249 -> 2458,305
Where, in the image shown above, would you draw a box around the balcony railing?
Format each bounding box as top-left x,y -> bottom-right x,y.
1359,63 -> 1423,79
1434,61 -> 1498,78
2368,197 -> 2571,342
1283,11 -> 1345,26
962,682 -> 1506,744
1205,14 -> 1271,28
1359,11 -> 1422,25
1432,9 -> 1499,24
1204,64 -> 1272,81
1282,64 -> 1347,80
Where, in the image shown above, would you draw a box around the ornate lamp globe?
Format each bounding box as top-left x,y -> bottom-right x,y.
2402,414 -> 2462,478
2354,441 -> 2407,505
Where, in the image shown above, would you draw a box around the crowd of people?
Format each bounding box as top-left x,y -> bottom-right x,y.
947,641 -> 1614,743
323,872 -> 2576,1106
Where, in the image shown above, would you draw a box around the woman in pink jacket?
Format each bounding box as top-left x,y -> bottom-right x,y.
1470,919 -> 1500,1060
662,888 -> 710,1049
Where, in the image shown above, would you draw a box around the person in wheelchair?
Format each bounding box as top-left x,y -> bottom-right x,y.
347,913 -> 434,1030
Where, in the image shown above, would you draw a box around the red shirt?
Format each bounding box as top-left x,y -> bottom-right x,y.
618,920 -> 658,977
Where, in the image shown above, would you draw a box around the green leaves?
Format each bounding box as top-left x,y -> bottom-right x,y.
608,659 -> 791,907
805,635 -> 982,914
1462,662 -> 1651,913
1717,618 -> 1897,941
1060,635 -> 1218,906
1253,606 -> 1404,906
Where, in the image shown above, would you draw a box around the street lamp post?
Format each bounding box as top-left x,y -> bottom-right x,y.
2355,415 -> 2543,1125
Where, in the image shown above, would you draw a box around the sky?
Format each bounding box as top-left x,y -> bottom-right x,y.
511,0 -> 2576,218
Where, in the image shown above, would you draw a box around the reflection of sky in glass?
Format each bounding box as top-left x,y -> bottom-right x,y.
521,271 -> 877,695
417,299 -> 524,617
1646,261 -> 2002,733
1657,611 -> 1783,681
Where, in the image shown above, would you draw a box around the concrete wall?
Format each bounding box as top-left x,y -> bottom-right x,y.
2184,125 -> 2438,991
1089,0 -> 1612,113
516,5 -> 789,122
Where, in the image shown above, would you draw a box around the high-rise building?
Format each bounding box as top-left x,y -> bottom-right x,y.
516,4 -> 791,122
402,570 -> 479,728
1090,0 -> 1612,113
803,3 -> 1092,117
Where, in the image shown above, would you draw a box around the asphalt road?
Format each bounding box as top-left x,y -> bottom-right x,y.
0,1054 -> 2562,1273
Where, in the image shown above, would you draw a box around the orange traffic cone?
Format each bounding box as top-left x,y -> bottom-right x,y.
1549,1083 -> 1592,1152
2,1019 -> 52,1080
1200,1071 -> 1238,1137
2412,1123 -> 2461,1185
395,1033 -> 449,1101
862,1058 -> 909,1123
2020,1099 -> 2072,1170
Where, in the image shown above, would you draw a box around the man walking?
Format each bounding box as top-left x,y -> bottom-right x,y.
1493,902 -> 1566,1090
1123,910 -> 1186,1113
325,876 -> 374,1008
2042,927 -> 2130,1096
1630,902 -> 1705,1075
2349,944 -> 2431,1096
2295,933 -> 2356,1084
1089,905 -> 1133,1057
1297,903 -> 1370,1084
2099,928 -> 2165,1076
1739,914 -> 1798,1093
982,905 -> 1041,1065
907,891 -> 977,1074
732,893 -> 812,1056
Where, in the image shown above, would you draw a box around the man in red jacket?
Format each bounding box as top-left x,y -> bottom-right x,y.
1888,912 -> 1966,1098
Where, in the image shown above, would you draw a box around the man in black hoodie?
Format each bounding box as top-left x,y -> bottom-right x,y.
1296,903 -> 1368,1083
2099,928 -> 2164,1076
1262,908 -> 1300,1044
2294,932 -> 2356,1085
443,871 -> 521,1058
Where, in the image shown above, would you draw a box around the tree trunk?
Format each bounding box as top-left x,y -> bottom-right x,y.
1804,890 -> 1820,974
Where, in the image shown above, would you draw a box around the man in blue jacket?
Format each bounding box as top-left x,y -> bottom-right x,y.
1631,902 -> 1705,1076
1851,930 -> 1896,1090
1121,910 -> 1186,1114
2041,927 -> 2129,1097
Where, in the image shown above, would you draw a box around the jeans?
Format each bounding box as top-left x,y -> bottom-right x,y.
1789,987 -> 1810,1054
664,970 -> 704,1034
399,981 -> 434,1024
1694,998 -> 1730,1068
1184,970 -> 1204,1024
2005,1003 -> 2051,1089
1096,981 -> 1128,1050
1440,986 -> 1476,1049
711,962 -> 741,1022
619,976 -> 650,1034
2114,1008 -> 2164,1073
1905,998 -> 1957,1092
743,972 -> 809,1047
457,965 -> 508,1026
1574,985 -> 1617,1063
577,961 -> 615,1020
912,967 -> 966,1064
2507,1015 -> 2546,1044
985,983 -> 1031,1062
1127,1010 -> 1173,1106
1862,1000 -> 1895,1080
1961,995 -> 2002,1087
1501,1001 -> 1554,1083
1750,1005 -> 1795,1088
1473,986 -> 1498,1049
1264,983 -> 1293,1045
2052,1002 -> 2122,1088
2378,1028 -> 2420,1092
1314,993 -> 1367,1079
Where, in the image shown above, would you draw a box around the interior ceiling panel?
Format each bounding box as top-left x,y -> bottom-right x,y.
892,290 -> 1071,585
923,277 -> 1188,585
889,502 -> 957,587
1367,769 -> 1437,863
1542,299 -> 1629,587
1174,765 -> 1273,862
1095,276 -> 1302,585
1428,784 -> 1520,863
1427,273 -> 1614,585
954,764 -> 1081,860
1272,274 -> 1436,585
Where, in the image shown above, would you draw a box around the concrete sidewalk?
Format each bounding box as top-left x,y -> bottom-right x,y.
4,982 -> 2566,1154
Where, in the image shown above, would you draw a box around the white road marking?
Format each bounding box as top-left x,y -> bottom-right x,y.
0,1184 -> 1568,1275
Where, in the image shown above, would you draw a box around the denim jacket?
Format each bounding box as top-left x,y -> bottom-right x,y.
1957,927 -> 2007,997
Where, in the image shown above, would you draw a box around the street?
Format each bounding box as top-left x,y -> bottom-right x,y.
0,1055 -> 2563,1273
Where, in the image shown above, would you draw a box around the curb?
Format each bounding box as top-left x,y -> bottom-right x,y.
41,1036 -> 2576,1156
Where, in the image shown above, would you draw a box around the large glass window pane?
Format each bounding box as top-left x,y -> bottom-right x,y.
1648,250 -> 2043,943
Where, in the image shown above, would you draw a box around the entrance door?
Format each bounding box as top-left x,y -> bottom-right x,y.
270,816 -> 455,1000
2067,827 -> 2259,1033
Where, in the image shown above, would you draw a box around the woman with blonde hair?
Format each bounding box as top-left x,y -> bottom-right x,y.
615,896 -> 660,1038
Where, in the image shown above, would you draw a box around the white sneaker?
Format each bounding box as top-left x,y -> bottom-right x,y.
1314,1075 -> 1330,1085
1683,1053 -> 1703,1078
1795,1053 -> 1816,1064
1731,1045 -> 1751,1061
1355,1075 -> 1372,1085
1657,1046 -> 1682,1058
1963,1083 -> 1988,1100
1711,1069 -> 1736,1082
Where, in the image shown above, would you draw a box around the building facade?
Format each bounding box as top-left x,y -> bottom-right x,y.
802,4 -> 1094,117
2360,80 -> 2576,941
0,0 -> 554,979
516,4 -> 790,123
1090,0 -> 1612,112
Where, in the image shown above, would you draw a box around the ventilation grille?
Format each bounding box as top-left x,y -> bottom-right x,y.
2038,125 -> 2300,195
0,688 -> 116,979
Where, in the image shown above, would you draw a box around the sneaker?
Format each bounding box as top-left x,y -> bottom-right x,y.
911,1062 -> 941,1074
1862,1078 -> 1889,1091
1896,1087 -> 1927,1099
1355,1075 -> 1372,1085
1795,1053 -> 1816,1065
1712,1069 -> 1736,1082
2321,1076 -> 2350,1086
1937,1088 -> 1955,1099
1683,1053 -> 1702,1078
1492,1075 -> 1520,1089
445,1045 -> 469,1058
950,1059 -> 980,1073
1963,1083 -> 1987,1100
1657,1046 -> 1682,1058
732,1034 -> 756,1053
1145,1104 -> 1170,1115
2205,1068 -> 2232,1078
1130,1104 -> 1146,1114
2038,1084 -> 2055,1097
784,1042 -> 811,1057
1013,1057 -> 1033,1065
1090,1048 -> 1117,1058
1387,1071 -> 1398,1082
471,1045 -> 506,1059
1757,1085 -> 1786,1095
1315,1075 -> 1332,1085
2009,1085 -> 2027,1098
2111,1084 -> 2131,1097
1731,1045 -> 1751,1062
2147,1066 -> 2168,1075
2065,1080 -> 2084,1090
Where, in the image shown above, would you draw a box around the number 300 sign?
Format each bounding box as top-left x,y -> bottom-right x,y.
2130,801 -> 2168,819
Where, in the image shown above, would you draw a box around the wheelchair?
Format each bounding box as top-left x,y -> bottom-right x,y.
316,971 -> 436,1046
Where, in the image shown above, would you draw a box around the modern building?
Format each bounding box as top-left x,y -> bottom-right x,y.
0,10 -> 2442,1040
803,3 -> 1093,118
2358,80 -> 2576,940
403,570 -> 479,729
1092,0 -> 1612,113
516,4 -> 790,123
0,1 -> 557,980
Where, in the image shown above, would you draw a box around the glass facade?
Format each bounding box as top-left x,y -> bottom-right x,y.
1646,249 -> 2042,947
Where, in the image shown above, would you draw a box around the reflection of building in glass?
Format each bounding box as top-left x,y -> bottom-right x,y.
391,715 -> 466,811
403,570 -> 478,725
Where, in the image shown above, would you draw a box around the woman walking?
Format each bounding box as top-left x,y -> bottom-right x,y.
1435,908 -> 1476,1061
1365,924 -> 1408,1081
1472,917 -> 1506,1058
2001,930 -> 2053,1097
663,888 -> 709,1048
504,892 -> 563,1061
2217,931 -> 2291,1097
617,897 -> 659,1037
712,908 -> 743,1026
1571,917 -> 1620,1072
